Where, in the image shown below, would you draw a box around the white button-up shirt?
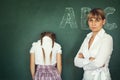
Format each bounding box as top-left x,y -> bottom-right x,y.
30,40 -> 62,65
74,28 -> 113,80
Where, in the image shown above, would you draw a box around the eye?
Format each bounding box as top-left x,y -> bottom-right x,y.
96,18 -> 102,22
88,19 -> 93,22
96,19 -> 100,22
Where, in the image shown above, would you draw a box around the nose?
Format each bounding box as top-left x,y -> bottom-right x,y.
92,21 -> 96,26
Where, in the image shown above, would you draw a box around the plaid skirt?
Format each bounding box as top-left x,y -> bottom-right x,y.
34,65 -> 62,80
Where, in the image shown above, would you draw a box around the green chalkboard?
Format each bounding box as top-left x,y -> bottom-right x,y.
0,0 -> 120,80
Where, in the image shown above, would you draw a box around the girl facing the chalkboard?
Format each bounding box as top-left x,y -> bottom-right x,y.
74,8 -> 113,80
30,32 -> 62,80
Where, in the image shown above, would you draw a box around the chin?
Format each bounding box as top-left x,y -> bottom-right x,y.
91,29 -> 98,32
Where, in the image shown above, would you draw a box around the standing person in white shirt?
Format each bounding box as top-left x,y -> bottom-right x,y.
30,32 -> 62,80
74,8 -> 113,80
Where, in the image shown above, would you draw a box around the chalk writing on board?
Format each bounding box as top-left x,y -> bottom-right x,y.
60,7 -> 117,30
81,7 -> 91,30
104,7 -> 117,30
60,7 -> 78,28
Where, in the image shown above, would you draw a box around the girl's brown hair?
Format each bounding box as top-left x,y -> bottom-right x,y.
40,32 -> 56,64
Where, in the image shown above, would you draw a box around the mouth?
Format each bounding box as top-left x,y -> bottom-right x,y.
91,27 -> 97,29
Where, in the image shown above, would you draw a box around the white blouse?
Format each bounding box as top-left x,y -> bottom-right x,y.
30,40 -> 62,65
74,28 -> 113,80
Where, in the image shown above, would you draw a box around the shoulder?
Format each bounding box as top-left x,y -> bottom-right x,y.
100,28 -> 113,40
102,33 -> 113,43
54,42 -> 62,49
53,42 -> 62,54
86,32 -> 92,39
32,40 -> 41,47
104,33 -> 113,40
87,32 -> 92,37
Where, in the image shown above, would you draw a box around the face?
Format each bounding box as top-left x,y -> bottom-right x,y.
42,36 -> 52,47
88,17 -> 105,33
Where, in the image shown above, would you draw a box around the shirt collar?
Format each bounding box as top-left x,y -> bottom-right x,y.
87,28 -> 105,39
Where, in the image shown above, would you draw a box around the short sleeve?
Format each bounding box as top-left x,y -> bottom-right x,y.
57,45 -> 62,54
30,42 -> 36,54
54,43 -> 62,54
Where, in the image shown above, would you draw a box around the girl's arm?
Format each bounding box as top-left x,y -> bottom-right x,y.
30,53 -> 35,80
56,53 -> 62,75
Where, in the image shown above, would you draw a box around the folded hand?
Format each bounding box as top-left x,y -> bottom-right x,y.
89,57 -> 95,61
78,53 -> 84,58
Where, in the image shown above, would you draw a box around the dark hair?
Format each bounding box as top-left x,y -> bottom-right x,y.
41,32 -> 56,47
40,32 -> 56,64
87,8 -> 105,20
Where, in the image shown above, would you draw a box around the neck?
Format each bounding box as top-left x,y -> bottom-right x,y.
92,28 -> 101,37
92,31 -> 98,38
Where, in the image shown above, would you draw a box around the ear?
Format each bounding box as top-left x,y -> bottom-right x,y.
103,19 -> 106,25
